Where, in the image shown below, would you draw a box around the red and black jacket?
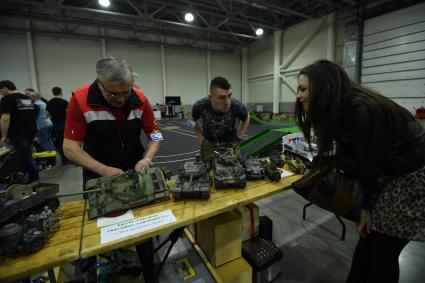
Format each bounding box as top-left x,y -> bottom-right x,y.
72,83 -> 152,185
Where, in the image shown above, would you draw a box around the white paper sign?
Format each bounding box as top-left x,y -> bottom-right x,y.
280,169 -> 295,178
97,210 -> 134,228
100,210 -> 177,244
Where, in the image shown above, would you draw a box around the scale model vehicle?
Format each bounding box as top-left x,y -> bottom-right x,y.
269,151 -> 285,167
283,138 -> 317,168
213,148 -> 246,189
0,183 -> 59,226
0,182 -> 60,256
285,156 -> 307,174
244,158 -> 266,180
0,208 -> 59,256
172,155 -> 211,200
264,162 -> 281,182
85,167 -> 170,219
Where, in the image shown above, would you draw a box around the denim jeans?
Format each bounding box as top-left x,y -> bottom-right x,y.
37,126 -> 55,151
9,136 -> 39,182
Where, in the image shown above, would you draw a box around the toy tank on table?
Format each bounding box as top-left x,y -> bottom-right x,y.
0,183 -> 60,256
85,167 -> 170,219
172,155 -> 211,200
213,148 -> 246,189
244,157 -> 266,180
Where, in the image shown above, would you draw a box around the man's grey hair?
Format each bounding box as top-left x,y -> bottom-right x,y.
96,57 -> 133,82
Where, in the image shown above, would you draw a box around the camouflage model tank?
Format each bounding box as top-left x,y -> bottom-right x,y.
85,167 -> 170,219
244,158 -> 266,180
283,142 -> 316,168
213,148 -> 246,189
285,156 -> 307,174
172,155 -> 211,200
269,151 -> 285,167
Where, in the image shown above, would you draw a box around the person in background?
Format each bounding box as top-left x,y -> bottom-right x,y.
46,86 -> 69,165
63,57 -> 161,282
0,80 -> 39,182
25,88 -> 48,104
27,90 -> 54,151
192,76 -> 250,161
294,59 -> 425,283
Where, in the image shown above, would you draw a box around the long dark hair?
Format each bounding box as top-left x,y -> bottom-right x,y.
295,59 -> 414,157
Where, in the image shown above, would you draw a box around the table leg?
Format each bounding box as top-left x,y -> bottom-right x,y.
136,238 -> 157,283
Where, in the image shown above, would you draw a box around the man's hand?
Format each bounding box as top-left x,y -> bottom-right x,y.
356,209 -> 371,238
135,158 -> 151,172
99,166 -> 124,176
0,136 -> 7,146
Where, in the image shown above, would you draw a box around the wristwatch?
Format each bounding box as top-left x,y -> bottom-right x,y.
144,157 -> 153,166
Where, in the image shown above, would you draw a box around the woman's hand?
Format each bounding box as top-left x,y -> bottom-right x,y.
356,209 -> 371,238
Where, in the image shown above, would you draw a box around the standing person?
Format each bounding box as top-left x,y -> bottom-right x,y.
27,91 -> 54,151
63,57 -> 161,282
46,86 -> 69,165
294,59 -> 425,283
0,80 -> 39,182
192,76 -> 250,161
25,88 -> 48,104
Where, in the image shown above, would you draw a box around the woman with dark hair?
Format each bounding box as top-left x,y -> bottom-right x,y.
295,59 -> 425,283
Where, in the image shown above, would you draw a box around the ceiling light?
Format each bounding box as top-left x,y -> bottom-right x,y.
98,0 -> 110,7
255,28 -> 264,36
184,12 -> 194,22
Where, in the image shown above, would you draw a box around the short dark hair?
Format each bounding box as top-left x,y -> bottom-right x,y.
0,80 -> 17,90
210,77 -> 231,93
52,86 -> 62,96
25,88 -> 35,92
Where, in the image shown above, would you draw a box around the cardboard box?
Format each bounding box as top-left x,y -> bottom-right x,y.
236,204 -> 259,241
215,257 -> 252,283
197,211 -> 242,267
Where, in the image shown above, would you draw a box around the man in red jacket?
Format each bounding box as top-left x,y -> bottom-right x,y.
63,57 -> 161,282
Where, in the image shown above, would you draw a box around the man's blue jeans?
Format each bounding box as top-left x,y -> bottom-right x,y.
9,136 -> 39,182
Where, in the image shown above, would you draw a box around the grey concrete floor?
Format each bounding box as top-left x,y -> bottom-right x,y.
39,118 -> 425,282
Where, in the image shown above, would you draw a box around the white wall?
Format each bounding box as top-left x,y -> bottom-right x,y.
0,33 -> 32,92
361,2 -> 425,113
247,16 -> 329,110
0,18 -> 241,106
34,36 -> 101,100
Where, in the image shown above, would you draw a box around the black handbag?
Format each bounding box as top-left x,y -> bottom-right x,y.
291,161 -> 363,222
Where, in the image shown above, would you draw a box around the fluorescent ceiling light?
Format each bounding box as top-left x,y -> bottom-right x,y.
255,28 -> 264,36
98,0 -> 110,8
184,12 -> 194,22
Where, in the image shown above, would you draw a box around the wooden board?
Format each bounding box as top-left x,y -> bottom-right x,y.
80,174 -> 302,258
0,200 -> 85,283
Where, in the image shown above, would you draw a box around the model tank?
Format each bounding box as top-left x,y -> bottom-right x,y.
285,156 -> 307,174
0,183 -> 59,226
264,162 -> 282,182
0,208 -> 59,255
244,157 -> 266,180
172,155 -> 211,200
283,142 -> 316,168
269,151 -> 285,167
85,167 -> 170,219
213,148 -> 246,189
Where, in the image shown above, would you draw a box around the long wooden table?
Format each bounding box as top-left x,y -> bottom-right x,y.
80,173 -> 302,258
0,200 -> 85,283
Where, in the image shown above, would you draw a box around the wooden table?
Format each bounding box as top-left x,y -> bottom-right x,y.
80,173 -> 302,258
0,200 -> 86,283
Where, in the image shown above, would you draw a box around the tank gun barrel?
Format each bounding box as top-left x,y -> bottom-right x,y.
56,187 -> 113,198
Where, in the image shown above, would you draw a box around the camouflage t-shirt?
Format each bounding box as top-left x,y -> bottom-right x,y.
192,97 -> 248,143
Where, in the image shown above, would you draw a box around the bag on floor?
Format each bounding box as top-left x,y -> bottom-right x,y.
291,159 -> 363,222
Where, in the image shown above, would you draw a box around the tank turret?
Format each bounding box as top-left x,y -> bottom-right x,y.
213,148 -> 246,189
244,158 -> 266,180
172,155 -> 211,199
85,167 -> 170,219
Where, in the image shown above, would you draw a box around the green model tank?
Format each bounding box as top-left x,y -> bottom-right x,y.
213,147 -> 246,189
85,168 -> 170,219
172,155 -> 211,200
